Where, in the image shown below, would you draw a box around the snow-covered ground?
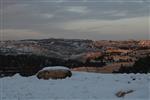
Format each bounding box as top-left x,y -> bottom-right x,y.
0,72 -> 149,100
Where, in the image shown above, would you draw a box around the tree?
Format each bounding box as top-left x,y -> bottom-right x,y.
114,56 -> 150,73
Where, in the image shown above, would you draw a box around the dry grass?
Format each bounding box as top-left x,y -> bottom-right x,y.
71,62 -> 134,73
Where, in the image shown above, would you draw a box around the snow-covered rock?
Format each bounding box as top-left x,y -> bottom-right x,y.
41,66 -> 69,71
36,66 -> 72,80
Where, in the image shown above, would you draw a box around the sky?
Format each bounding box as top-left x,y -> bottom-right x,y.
0,0 -> 150,40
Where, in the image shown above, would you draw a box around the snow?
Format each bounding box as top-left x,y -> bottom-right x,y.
41,66 -> 69,71
0,72 -> 149,100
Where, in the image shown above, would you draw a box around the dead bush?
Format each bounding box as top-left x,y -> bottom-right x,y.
116,90 -> 134,97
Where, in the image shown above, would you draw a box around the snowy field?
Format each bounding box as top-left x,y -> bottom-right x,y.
0,72 -> 149,100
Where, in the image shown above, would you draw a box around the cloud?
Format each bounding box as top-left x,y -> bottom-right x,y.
0,0 -> 149,40
60,16 -> 149,35
1,29 -> 46,40
65,6 -> 89,14
41,14 -> 55,19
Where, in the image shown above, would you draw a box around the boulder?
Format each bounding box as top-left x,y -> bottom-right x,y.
36,66 -> 72,80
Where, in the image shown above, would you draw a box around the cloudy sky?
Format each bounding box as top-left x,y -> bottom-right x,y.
0,0 -> 150,40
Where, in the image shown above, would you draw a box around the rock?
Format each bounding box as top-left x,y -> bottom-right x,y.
36,66 -> 72,80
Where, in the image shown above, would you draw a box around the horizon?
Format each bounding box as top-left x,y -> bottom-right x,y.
0,0 -> 150,40
1,37 -> 150,42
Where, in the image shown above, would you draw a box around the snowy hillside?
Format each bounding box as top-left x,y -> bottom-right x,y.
0,72 -> 149,100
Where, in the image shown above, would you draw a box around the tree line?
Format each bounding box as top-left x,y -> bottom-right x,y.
114,56 -> 150,73
0,54 -> 106,77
